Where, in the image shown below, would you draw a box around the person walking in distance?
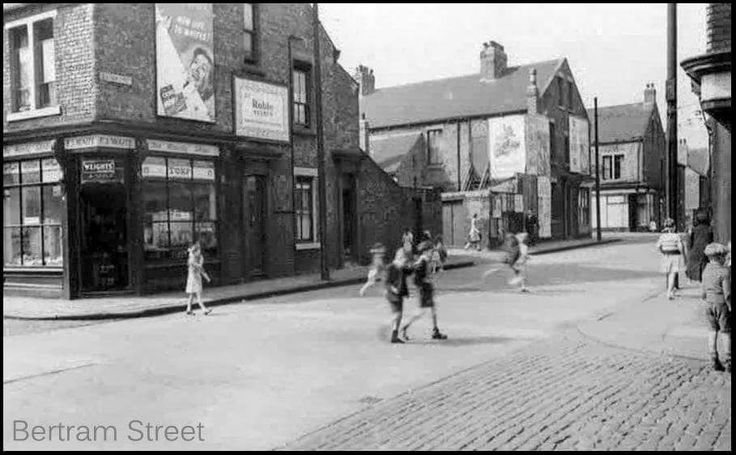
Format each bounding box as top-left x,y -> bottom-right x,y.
657,218 -> 686,300
525,210 -> 538,246
385,248 -> 412,344
400,241 -> 448,341
360,243 -> 387,296
700,243 -> 731,372
686,211 -> 714,283
185,241 -> 212,315
465,214 -> 482,251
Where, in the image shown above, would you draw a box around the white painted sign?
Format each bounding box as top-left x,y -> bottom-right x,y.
142,157 -> 167,178
100,71 -> 133,86
167,158 -> 192,180
41,158 -> 62,182
537,175 -> 552,239
489,115 -> 526,179
569,116 -> 590,174
234,77 -> 290,143
192,160 -> 215,181
147,139 -> 219,156
65,135 -> 135,150
3,140 -> 56,158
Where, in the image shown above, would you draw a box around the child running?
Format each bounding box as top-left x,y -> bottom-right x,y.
385,248 -> 412,344
509,232 -> 531,292
185,241 -> 212,315
359,242 -> 387,296
701,243 -> 731,372
400,241 -> 448,341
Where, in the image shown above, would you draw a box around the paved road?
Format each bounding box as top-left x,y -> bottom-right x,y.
282,331 -> 731,451
4,236 -> 729,450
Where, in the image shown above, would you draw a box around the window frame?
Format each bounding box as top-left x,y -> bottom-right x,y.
5,10 -> 60,121
243,3 -> 258,63
613,154 -> 623,180
293,167 -> 319,250
292,63 -> 312,128
3,157 -> 64,268
426,129 -> 443,165
141,156 -> 218,262
602,155 -> 613,180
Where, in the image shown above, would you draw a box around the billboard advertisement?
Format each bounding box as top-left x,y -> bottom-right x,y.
569,116 -> 590,174
489,115 -> 526,180
537,175 -> 552,238
525,114 -> 551,176
155,4 -> 215,122
234,77 -> 290,143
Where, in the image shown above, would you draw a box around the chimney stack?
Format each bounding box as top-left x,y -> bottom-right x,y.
526,68 -> 539,114
354,65 -> 375,96
480,41 -> 507,80
644,82 -> 656,105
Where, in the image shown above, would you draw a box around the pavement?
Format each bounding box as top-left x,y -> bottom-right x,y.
2,236 -> 615,321
3,234 -> 730,451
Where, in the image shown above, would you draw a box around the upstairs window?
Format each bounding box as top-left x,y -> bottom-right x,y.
566,79 -> 573,110
243,3 -> 257,62
602,154 -> 624,180
7,13 -> 57,114
292,65 -> 311,127
427,129 -> 442,165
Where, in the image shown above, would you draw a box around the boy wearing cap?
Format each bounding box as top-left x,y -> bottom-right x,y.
360,243 -> 387,296
400,240 -> 448,341
701,242 -> 731,372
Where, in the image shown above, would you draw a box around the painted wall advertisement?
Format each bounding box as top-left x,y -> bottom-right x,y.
488,115 -> 526,180
569,116 -> 590,174
525,114 -> 551,176
537,175 -> 552,238
155,4 -> 215,122
234,77 -> 290,143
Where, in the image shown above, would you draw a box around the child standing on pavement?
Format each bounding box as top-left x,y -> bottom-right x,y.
400,241 -> 448,341
360,243 -> 387,296
185,241 -> 212,315
385,248 -> 412,344
701,243 -> 731,372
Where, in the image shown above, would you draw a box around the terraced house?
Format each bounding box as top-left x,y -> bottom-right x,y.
357,41 -> 593,247
3,3 -> 440,299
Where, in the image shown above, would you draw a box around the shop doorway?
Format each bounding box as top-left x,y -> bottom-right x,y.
79,182 -> 129,293
245,175 -> 266,278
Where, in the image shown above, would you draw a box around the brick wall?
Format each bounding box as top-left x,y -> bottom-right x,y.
4,4 -> 96,131
706,3 -> 731,54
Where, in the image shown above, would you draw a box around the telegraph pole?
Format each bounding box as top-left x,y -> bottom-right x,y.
594,97 -> 602,242
313,3 -> 330,280
665,3 -> 678,228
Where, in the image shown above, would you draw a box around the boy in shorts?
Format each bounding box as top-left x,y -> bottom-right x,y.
701,243 -> 731,372
385,248 -> 412,343
400,241 -> 448,341
360,242 -> 386,296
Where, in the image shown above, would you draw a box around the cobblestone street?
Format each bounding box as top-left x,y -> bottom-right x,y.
282,331 -> 732,451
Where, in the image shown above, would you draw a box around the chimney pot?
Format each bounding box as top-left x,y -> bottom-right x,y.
480,40 -> 507,80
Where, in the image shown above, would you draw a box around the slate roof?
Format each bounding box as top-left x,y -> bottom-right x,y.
362,59 -> 563,129
588,103 -> 656,144
368,133 -> 423,174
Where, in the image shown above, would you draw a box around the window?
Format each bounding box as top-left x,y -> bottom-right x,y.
578,188 -> 590,226
557,76 -> 566,108
292,66 -> 311,127
295,177 -> 314,242
566,80 -> 573,110
427,129 -> 442,165
7,13 -> 57,114
141,157 -> 217,262
3,158 -> 63,267
243,3 -> 257,62
564,133 -> 570,167
549,122 -> 556,162
602,154 -> 624,180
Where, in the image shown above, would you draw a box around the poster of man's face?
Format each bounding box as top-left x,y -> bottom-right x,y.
155,4 -> 215,122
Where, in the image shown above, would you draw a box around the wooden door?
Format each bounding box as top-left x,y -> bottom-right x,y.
245,175 -> 266,278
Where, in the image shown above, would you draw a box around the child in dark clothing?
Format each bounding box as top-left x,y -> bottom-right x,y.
385,248 -> 412,344
701,243 -> 731,372
400,241 -> 448,341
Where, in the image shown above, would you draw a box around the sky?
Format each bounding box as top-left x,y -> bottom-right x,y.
320,3 -> 710,148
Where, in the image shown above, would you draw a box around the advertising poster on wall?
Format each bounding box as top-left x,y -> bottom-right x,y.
524,114 -> 551,176
234,77 -> 290,143
537,175 -> 552,238
488,115 -> 526,180
155,4 -> 215,122
569,116 -> 590,174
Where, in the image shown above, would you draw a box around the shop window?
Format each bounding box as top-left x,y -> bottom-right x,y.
292,65 -> 311,128
7,13 -> 57,113
243,3 -> 258,63
427,129 -> 442,165
142,157 -> 217,262
3,158 -> 63,267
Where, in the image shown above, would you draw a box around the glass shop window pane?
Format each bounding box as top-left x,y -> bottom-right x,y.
22,226 -> 43,266
4,227 -> 22,266
43,225 -> 63,266
42,185 -> 63,224
4,188 -> 21,226
22,186 -> 42,225
21,160 -> 41,184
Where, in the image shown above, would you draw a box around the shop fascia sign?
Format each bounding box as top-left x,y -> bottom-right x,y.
234,77 -> 289,143
81,159 -> 119,182
3,140 -> 56,158
146,139 -> 219,156
65,135 -> 135,150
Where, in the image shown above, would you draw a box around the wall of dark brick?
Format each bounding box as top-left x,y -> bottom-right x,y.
706,3 -> 731,54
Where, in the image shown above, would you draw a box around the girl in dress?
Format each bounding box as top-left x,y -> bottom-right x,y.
656,218 -> 686,300
185,241 -> 212,315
